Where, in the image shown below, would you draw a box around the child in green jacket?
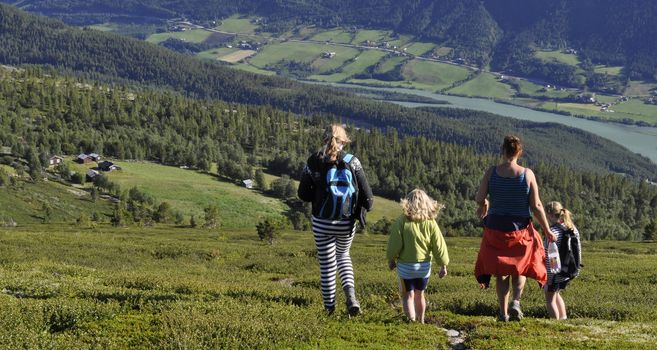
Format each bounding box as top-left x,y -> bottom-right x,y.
387,189 -> 449,323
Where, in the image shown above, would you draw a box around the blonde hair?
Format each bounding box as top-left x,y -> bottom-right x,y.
321,124 -> 351,161
400,189 -> 444,222
502,135 -> 523,159
546,201 -> 574,230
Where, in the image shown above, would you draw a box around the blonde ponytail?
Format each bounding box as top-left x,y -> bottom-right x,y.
546,201 -> 575,230
321,124 -> 351,161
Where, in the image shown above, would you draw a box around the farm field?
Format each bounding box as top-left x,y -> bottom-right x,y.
248,42 -> 360,70
214,16 -> 258,34
534,50 -> 581,66
308,50 -> 388,82
146,29 -> 212,44
196,47 -> 238,60
103,161 -> 288,229
403,42 -> 436,56
230,63 -> 277,75
310,28 -> 353,44
446,72 -> 514,99
218,50 -> 257,63
0,226 -> 655,349
402,60 -> 473,91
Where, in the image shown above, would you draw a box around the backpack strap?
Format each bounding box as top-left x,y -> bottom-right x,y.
343,153 -> 353,163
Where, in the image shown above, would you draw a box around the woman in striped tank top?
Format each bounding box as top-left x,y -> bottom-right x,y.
298,124 -> 374,316
474,135 -> 557,321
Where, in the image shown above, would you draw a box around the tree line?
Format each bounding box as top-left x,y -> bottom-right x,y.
0,69 -> 655,240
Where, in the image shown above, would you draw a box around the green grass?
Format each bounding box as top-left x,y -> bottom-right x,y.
447,73 -> 514,99
196,47 -> 239,60
403,42 -> 436,56
402,60 -> 472,91
624,81 -> 657,97
434,47 -> 453,57
146,29 -> 212,44
105,161 -> 287,229
230,63 -> 277,76
215,16 -> 258,34
352,30 -> 392,44
534,50 -> 581,66
376,56 -> 407,74
594,65 -> 623,76
310,48 -> 362,74
249,42 -> 359,69
309,50 -> 387,82
0,226 -> 655,349
310,29 -> 354,44
0,177 -> 113,225
388,34 -> 414,47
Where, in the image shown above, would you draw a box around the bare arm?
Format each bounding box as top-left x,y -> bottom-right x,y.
526,169 -> 556,242
474,167 -> 493,219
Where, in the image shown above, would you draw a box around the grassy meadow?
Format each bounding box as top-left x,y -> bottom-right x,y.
0,224 -> 655,349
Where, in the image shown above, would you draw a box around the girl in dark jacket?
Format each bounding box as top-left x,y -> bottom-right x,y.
298,124 -> 374,316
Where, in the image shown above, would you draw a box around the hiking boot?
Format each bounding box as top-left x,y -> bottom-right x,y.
509,301 -> 523,321
325,305 -> 335,316
497,314 -> 509,322
344,286 -> 361,316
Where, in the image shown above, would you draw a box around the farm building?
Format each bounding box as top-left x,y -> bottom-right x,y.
86,169 -> 100,180
98,161 -> 120,172
76,154 -> 92,164
242,179 -> 254,189
48,156 -> 64,167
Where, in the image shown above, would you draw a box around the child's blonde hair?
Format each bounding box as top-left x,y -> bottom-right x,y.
400,189 -> 444,221
321,124 -> 351,161
545,201 -> 574,230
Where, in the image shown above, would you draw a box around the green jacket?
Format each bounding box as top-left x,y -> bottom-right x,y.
386,216 -> 449,266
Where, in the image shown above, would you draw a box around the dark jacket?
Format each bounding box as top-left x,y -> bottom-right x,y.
298,151 -> 374,226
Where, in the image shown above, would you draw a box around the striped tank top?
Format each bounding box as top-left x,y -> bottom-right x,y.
488,167 -> 531,218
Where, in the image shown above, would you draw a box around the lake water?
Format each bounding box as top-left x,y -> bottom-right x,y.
315,82 -> 657,164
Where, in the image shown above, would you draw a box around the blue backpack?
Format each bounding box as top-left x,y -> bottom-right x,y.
319,154 -> 359,220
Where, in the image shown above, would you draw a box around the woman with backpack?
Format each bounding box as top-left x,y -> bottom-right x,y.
298,124 -> 374,316
474,135 -> 557,321
544,201 -> 582,320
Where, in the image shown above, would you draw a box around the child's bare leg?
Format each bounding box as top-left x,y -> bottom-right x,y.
401,284 -> 416,321
545,290 -> 560,319
556,292 -> 567,319
398,278 -> 409,317
413,290 -> 426,323
496,275 -> 510,317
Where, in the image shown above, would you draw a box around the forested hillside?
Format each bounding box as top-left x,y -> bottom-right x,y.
5,0 -> 657,80
1,4 -> 655,180
1,68 -> 656,240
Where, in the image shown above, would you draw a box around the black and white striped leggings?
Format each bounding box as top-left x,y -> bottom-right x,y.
312,216 -> 357,309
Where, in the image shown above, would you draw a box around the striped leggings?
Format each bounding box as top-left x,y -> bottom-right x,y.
312,217 -> 357,309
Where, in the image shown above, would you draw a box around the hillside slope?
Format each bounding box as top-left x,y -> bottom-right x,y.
0,4 -> 655,180
6,0 -> 657,79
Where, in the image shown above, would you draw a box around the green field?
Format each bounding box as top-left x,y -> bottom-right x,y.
352,30 -> 391,44
0,225 -> 655,349
309,50 -> 387,82
402,60 -> 472,91
624,81 -> 657,96
215,16 -> 258,34
447,72 -> 514,99
104,161 -> 287,229
249,42 -> 359,69
310,49 -> 362,74
146,29 -> 212,44
404,42 -> 436,56
196,47 -> 239,60
231,63 -> 277,76
310,29 -> 353,44
534,50 -> 581,66
594,65 -> 623,76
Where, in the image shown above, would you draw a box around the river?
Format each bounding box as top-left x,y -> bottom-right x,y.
312,82 -> 657,164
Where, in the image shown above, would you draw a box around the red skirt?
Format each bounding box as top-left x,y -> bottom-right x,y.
474,223 -> 547,288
